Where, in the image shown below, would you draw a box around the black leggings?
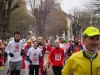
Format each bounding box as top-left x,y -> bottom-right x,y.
10,70 -> 20,75
4,52 -> 7,64
52,66 -> 63,75
30,65 -> 39,75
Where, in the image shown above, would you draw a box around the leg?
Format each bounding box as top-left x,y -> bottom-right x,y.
10,71 -> 15,75
0,59 -> 3,70
15,70 -> 20,75
58,66 -> 63,75
35,65 -> 39,75
25,60 -> 29,75
4,52 -> 7,64
30,64 -> 34,75
15,61 -> 22,75
7,70 -> 10,74
39,57 -> 44,75
52,66 -> 59,75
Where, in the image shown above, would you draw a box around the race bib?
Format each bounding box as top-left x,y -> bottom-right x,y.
55,54 -> 61,61
14,44 -> 20,52
33,53 -> 38,63
33,57 -> 38,62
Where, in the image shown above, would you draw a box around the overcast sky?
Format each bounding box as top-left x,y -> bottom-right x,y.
61,0 -> 87,13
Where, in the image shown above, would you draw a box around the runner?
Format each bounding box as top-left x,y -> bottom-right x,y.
43,40 -> 52,74
3,41 -> 8,66
59,37 -> 67,54
27,41 -> 42,75
6,32 -> 24,75
62,26 -> 100,75
6,37 -> 14,74
24,40 -> 32,75
37,37 -> 44,75
0,40 -> 4,70
67,35 -> 83,57
48,40 -> 64,75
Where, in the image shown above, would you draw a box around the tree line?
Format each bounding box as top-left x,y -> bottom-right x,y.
0,0 -> 68,40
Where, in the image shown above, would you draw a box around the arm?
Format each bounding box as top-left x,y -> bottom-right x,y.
61,49 -> 65,64
2,45 -> 5,54
5,42 -> 11,54
67,46 -> 72,57
39,50 -> 43,62
48,49 -> 53,66
62,57 -> 73,75
26,49 -> 32,63
5,42 -> 14,57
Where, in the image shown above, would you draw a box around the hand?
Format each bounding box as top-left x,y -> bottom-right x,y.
27,56 -> 32,63
29,59 -> 32,63
50,63 -> 53,68
61,62 -> 64,65
49,36 -> 52,40
20,49 -> 24,56
9,53 -> 14,57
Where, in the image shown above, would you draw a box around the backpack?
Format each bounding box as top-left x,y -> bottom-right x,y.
71,45 -> 83,52
67,45 -> 83,56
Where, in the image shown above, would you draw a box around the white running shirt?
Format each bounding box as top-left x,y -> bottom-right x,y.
27,47 -> 42,65
6,40 -> 24,62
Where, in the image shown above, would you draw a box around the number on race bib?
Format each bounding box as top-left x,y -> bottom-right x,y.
55,54 -> 61,61
33,57 -> 38,62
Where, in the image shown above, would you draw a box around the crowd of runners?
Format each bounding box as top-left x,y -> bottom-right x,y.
0,26 -> 100,75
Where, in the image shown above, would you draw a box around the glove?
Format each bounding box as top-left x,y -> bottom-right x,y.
29,59 -> 32,63
27,56 -> 32,63
39,56 -> 43,62
9,53 -> 14,57
20,49 -> 24,56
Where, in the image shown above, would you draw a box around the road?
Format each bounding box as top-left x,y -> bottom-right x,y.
0,62 -> 53,75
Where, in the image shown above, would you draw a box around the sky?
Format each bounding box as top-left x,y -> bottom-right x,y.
61,0 -> 86,14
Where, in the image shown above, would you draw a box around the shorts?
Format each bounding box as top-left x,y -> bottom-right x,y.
9,60 -> 22,71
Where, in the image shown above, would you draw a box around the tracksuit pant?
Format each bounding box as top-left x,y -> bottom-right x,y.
30,65 -> 39,75
52,66 -> 63,75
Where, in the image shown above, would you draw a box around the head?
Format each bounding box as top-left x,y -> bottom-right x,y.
83,27 -> 100,53
14,32 -> 21,42
4,42 -> 7,46
26,40 -> 32,46
0,40 -> 2,45
54,40 -> 60,48
28,31 -> 33,35
37,37 -> 43,43
69,40 -> 73,45
31,36 -> 36,42
43,40 -> 48,44
59,37 -> 64,43
74,36 -> 79,45
33,41 -> 38,49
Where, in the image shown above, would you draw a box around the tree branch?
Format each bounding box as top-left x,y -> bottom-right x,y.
11,0 -> 21,12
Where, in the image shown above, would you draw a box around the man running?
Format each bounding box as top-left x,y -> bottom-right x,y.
48,40 -> 64,75
6,32 -> 24,75
27,41 -> 42,75
62,26 -> 100,75
67,35 -> 83,57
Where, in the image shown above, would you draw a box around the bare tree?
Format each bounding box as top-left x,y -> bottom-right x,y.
84,0 -> 100,28
0,0 -> 22,40
70,8 -> 91,36
28,0 -> 55,37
